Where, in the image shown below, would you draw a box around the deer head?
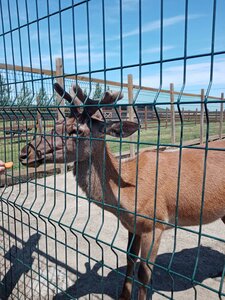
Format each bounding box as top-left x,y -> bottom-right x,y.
19,83 -> 139,167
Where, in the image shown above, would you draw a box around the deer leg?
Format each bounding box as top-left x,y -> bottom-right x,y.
221,216 -> 225,224
138,227 -> 163,300
120,231 -> 141,300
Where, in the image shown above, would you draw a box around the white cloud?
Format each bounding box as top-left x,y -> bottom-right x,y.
141,59 -> 225,90
122,0 -> 140,11
31,48 -> 118,69
106,0 -> 139,13
143,45 -> 175,54
69,51 -> 118,66
107,14 -> 203,42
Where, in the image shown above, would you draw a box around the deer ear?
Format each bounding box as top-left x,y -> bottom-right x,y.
99,121 -> 139,137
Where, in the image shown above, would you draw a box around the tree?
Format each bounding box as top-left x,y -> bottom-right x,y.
17,84 -> 33,106
93,83 -> 103,99
36,87 -> 49,106
0,74 -> 11,105
83,87 -> 88,96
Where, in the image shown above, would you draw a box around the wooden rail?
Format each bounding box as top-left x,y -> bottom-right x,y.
0,62 -> 222,100
1,61 -> 225,157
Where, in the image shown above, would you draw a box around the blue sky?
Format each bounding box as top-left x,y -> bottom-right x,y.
0,0 -> 225,106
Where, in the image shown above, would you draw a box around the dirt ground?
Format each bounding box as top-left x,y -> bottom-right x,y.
0,170 -> 224,300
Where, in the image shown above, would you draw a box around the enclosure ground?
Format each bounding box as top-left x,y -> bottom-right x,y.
0,169 -> 224,299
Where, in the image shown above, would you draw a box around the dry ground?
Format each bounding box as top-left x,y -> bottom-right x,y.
0,170 -> 224,300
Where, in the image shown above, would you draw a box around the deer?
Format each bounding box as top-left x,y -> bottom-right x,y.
19,83 -> 225,300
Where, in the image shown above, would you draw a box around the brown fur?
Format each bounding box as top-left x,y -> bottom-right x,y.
71,139 -> 225,299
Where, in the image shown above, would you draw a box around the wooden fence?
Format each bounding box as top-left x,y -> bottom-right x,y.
1,64 -> 225,182
1,105 -> 225,147
0,62 -> 225,147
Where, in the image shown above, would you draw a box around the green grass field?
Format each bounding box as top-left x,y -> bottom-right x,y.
0,120 -> 225,170
108,121 -> 224,154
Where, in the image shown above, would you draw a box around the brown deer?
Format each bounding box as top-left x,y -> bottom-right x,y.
19,83 -> 225,300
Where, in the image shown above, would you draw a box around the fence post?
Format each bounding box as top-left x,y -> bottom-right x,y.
119,106 -> 122,118
36,96 -> 42,134
56,58 -> 64,120
170,83 -> 175,144
182,107 -> 184,121
219,92 -> 224,139
200,89 -> 204,144
144,106 -> 148,130
166,107 -> 168,128
195,108 -> 198,125
215,109 -> 218,123
127,74 -> 135,158
56,58 -> 66,173
188,110 -> 190,121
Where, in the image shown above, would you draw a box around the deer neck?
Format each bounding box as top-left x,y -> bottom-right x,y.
73,144 -> 132,208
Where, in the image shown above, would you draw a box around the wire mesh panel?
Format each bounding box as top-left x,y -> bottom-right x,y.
0,0 -> 225,299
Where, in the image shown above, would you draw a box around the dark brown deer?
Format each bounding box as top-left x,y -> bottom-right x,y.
19,83 -> 225,300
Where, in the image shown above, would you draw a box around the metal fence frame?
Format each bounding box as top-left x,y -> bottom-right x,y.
0,0 -> 225,299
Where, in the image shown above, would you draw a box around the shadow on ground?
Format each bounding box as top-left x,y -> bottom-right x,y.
0,232 -> 41,300
0,225 -> 224,299
54,246 -> 225,299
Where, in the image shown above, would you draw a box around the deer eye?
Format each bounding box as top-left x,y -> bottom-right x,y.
70,130 -> 83,136
68,124 -> 84,136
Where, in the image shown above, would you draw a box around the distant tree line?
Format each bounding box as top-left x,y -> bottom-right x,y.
0,74 -> 50,107
0,73 -> 112,107
92,82 -> 111,99
0,74 -> 11,105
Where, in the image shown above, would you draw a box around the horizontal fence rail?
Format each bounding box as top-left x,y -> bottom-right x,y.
0,0 -> 225,299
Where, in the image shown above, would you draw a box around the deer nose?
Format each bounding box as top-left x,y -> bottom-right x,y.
19,146 -> 30,162
19,153 -> 27,161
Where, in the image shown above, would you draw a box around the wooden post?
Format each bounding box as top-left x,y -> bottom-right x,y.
195,108 -> 198,125
200,89 -> 204,144
127,74 -> 135,158
144,106 -> 148,130
182,107 -> 184,121
36,96 -> 42,134
215,109 -> 218,123
219,92 -> 224,139
170,83 -> 175,144
188,110 -> 190,121
55,58 -> 64,120
56,58 -> 65,173
119,106 -> 122,118
166,107 -> 168,128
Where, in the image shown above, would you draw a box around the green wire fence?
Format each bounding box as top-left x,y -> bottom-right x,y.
0,0 -> 225,299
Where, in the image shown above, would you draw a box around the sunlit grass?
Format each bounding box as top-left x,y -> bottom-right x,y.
108,121 -> 225,154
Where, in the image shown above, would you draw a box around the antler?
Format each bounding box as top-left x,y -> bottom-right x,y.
54,83 -> 82,117
54,82 -> 124,119
71,84 -> 123,117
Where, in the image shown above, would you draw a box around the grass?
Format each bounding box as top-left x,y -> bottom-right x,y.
107,121 -> 225,154
0,120 -> 225,171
